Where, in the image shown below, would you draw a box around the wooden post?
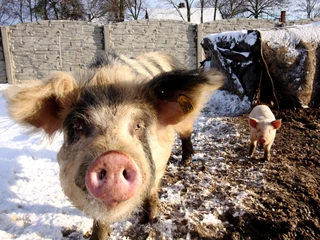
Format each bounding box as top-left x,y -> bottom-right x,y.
1,26 -> 15,84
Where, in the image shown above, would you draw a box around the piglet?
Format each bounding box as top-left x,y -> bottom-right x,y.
248,105 -> 281,160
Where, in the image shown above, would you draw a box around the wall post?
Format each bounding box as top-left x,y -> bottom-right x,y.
197,23 -> 204,68
1,26 -> 14,84
104,25 -> 111,52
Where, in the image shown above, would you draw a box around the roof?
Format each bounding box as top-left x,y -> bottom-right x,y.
146,8 -> 222,24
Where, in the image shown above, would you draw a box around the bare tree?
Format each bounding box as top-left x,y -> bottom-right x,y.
199,0 -> 205,23
245,0 -> 289,19
101,0 -> 126,22
0,0 -> 39,24
218,0 -> 247,19
159,0 -> 198,22
34,0 -> 85,20
16,0 -> 40,22
0,0 -> 14,25
125,0 -> 146,20
295,0 -> 319,18
60,0 -> 86,20
213,0 -> 218,20
84,0 -> 110,22
84,0 -> 131,23
206,0 -> 241,20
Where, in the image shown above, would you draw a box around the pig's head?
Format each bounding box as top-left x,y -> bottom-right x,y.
5,67 -> 224,224
249,118 -> 282,148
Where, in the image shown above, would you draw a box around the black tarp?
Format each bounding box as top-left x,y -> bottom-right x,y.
201,26 -> 320,109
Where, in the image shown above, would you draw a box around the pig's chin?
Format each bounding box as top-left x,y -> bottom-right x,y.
102,198 -> 129,209
84,193 -> 143,223
104,199 -> 120,208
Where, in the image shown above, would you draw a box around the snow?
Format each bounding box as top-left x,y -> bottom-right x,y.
203,30 -> 258,50
0,82 -> 251,239
0,84 -> 92,239
203,22 -> 320,53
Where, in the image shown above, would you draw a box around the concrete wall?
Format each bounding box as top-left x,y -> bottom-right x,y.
0,18 -> 319,84
8,20 -> 104,83
107,20 -> 198,69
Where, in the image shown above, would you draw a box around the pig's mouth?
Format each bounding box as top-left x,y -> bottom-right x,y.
85,151 -> 143,209
102,197 -> 129,208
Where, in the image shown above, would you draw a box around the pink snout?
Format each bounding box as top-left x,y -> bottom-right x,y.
259,137 -> 266,147
85,151 -> 142,207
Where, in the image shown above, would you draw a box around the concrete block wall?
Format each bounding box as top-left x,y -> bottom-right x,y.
0,18 -> 319,84
8,20 -> 104,83
108,20 -> 197,69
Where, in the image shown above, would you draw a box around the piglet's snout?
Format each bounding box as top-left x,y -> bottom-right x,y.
258,137 -> 266,148
85,151 -> 142,207
259,137 -> 266,144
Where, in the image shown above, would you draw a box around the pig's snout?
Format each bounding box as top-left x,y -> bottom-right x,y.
85,151 -> 142,207
258,137 -> 266,148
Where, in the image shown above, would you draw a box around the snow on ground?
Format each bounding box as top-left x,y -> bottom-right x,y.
0,84 -> 93,239
0,83 -> 250,239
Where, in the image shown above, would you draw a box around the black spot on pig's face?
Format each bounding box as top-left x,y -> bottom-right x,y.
61,84 -> 157,194
64,114 -> 89,145
63,85 -> 155,146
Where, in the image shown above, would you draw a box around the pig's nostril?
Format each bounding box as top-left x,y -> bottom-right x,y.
122,169 -> 128,180
99,169 -> 106,180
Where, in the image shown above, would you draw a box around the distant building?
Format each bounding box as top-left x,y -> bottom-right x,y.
146,7 -> 222,24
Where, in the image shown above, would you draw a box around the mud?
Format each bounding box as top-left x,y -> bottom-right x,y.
212,108 -> 320,239
80,108 -> 320,239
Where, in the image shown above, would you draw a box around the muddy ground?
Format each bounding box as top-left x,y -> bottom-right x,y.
112,107 -> 320,240
77,108 -> 320,240
195,107 -> 320,240
215,107 -> 320,240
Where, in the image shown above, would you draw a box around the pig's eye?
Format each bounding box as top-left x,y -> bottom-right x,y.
135,122 -> 145,130
72,122 -> 86,139
66,121 -> 86,145
133,120 -> 146,141
73,123 -> 84,132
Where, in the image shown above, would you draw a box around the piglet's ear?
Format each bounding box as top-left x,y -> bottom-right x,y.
4,72 -> 77,135
272,119 -> 282,130
147,69 -> 224,125
249,118 -> 258,128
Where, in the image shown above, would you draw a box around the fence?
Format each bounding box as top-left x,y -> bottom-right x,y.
0,18 -> 318,84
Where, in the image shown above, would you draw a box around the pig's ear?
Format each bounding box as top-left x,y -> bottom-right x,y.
271,119 -> 282,130
147,69 -> 224,125
4,72 -> 77,135
249,117 -> 258,128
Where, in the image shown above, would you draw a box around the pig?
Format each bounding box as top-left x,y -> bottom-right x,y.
4,51 -> 224,239
248,105 -> 282,161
